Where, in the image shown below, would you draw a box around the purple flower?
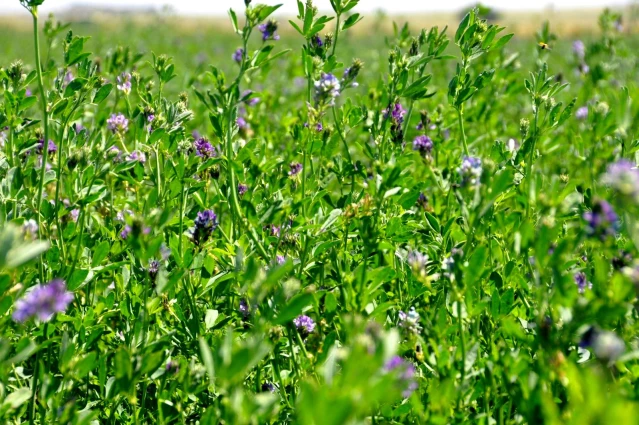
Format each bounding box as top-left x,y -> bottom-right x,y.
602,159 -> 639,201
238,183 -> 248,197
314,73 -> 341,106
233,48 -> 244,63
412,135 -> 433,157
236,117 -> 249,131
239,298 -> 250,319
126,150 -> 146,163
194,138 -> 216,159
289,162 -> 303,177
576,106 -> 588,120
108,146 -> 122,162
384,356 -> 418,398
384,103 -> 406,125
265,224 -> 281,238
116,72 -> 132,94
148,259 -> 160,281
120,225 -> 132,239
193,210 -> 217,245
573,40 -> 585,59
458,156 -> 482,186
63,71 -> 74,87
578,63 -> 590,75
310,34 -> 323,49
583,200 -> 619,239
258,20 -> 280,41
293,314 -> 315,336
116,209 -> 133,223
70,208 -> 80,222
276,255 -> 286,265
166,360 -> 179,374
398,307 -> 421,334
22,219 -> 38,239
261,382 -> 276,393
407,250 -> 428,274
13,279 -> 74,323
417,192 -> 428,210
36,139 -> 57,155
574,272 -> 592,294
107,113 -> 129,134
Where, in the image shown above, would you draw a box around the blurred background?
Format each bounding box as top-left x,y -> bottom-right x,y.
0,0 -> 635,99
0,1 -> 636,36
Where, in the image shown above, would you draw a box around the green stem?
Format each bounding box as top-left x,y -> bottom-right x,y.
457,294 -> 466,386
457,107 -> 469,156
178,182 -> 185,258
28,322 -> 48,425
331,13 -> 341,57
32,7 -> 49,283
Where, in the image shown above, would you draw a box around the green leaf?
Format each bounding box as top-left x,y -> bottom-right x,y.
199,337 -> 215,388
492,33 -> 514,51
341,13 -> 362,30
275,293 -> 314,324
93,83 -> 112,104
6,240 -> 49,269
2,388 -> 31,410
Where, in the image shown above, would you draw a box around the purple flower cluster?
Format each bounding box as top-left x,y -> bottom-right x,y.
289,162 -> 303,177
576,106 -> 588,120
458,156 -> 482,186
398,307 -> 422,335
384,356 -> 418,398
574,272 -> 592,294
36,139 -> 57,155
127,150 -> 146,164
239,298 -> 250,320
573,40 -> 585,59
583,200 -> 619,239
194,138 -> 216,159
107,113 -> 129,134
412,135 -> 433,157
314,73 -> 341,106
13,279 -> 74,323
238,183 -> 248,197
148,259 -> 160,281
258,20 -> 280,41
116,72 -> 132,94
193,210 -> 218,245
293,314 -> 316,336
384,103 -> 406,125
602,159 -> 639,202
232,48 -> 244,63
236,117 -> 249,131
120,225 -> 132,239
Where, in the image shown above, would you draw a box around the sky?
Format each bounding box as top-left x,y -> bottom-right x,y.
0,0 -> 631,15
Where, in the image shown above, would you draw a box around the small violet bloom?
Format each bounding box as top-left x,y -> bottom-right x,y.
13,279 -> 74,323
583,200 -> 619,240
412,135 -> 433,157
116,72 -> 132,95
258,20 -> 280,41
107,113 -> 129,134
193,210 -> 218,245
384,356 -> 418,398
293,314 -> 316,336
194,138 -> 216,159
574,271 -> 592,294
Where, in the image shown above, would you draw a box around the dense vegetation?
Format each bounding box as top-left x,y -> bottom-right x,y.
1,0 -> 639,423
